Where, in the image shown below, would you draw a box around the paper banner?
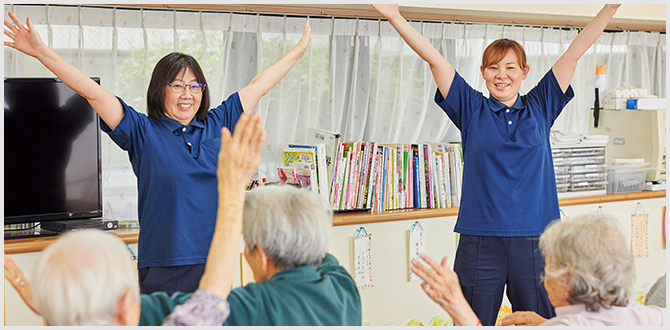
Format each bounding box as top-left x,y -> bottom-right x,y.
408,221 -> 426,282
353,227 -> 373,289
631,213 -> 649,258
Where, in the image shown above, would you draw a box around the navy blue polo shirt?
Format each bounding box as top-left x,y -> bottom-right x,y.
101,93 -> 244,268
435,70 -> 574,236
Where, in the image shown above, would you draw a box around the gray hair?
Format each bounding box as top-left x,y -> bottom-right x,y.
31,230 -> 139,326
540,213 -> 634,312
243,185 -> 332,270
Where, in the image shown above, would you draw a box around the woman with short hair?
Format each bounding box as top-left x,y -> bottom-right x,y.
371,4 -> 620,324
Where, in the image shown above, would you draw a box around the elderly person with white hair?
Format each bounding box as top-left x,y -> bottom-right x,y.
139,183 -> 362,326
410,213 -> 666,326
4,111 -> 267,326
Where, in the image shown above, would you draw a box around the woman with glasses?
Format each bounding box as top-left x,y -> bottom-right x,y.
4,12 -> 311,295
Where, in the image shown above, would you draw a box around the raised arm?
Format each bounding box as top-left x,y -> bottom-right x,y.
371,4 -> 455,98
198,110 -> 266,298
410,254 -> 480,326
4,12 -> 123,130
162,111 -> 265,326
237,19 -> 311,112
552,4 -> 620,92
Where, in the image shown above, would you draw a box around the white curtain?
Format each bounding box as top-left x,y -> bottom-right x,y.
4,5 -> 665,220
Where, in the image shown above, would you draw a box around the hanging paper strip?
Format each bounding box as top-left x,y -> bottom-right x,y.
631,203 -> 649,258
354,227 -> 373,289
408,221 -> 426,282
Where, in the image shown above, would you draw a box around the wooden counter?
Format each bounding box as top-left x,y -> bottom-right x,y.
332,190 -> 666,226
4,228 -> 139,255
5,190 -> 664,254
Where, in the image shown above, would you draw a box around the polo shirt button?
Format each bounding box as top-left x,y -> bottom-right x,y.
182,127 -> 187,132
506,109 -> 510,113
187,142 -> 192,146
508,120 -> 512,125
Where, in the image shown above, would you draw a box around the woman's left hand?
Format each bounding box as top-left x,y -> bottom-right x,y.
4,253 -> 40,315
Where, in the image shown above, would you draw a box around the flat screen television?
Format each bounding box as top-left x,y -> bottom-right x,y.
4,77 -> 102,230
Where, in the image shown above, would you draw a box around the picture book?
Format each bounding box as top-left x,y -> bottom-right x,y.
306,127 -> 341,187
288,143 -> 329,200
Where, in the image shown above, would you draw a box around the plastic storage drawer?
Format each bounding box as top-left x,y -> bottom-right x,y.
607,170 -> 646,194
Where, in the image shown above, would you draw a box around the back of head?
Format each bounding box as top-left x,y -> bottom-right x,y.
31,230 -> 139,326
482,38 -> 527,69
540,214 -> 635,311
243,185 -> 332,270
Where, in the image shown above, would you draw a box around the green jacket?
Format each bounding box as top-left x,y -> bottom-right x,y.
140,253 -> 361,326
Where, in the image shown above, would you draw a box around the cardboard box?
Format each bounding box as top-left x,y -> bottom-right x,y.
604,98 -> 627,109
626,98 -> 666,110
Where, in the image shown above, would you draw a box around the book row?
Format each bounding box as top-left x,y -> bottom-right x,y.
277,129 -> 464,213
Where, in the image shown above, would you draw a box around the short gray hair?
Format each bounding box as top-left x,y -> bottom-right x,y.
540,213 -> 634,312
31,230 -> 139,325
243,185 -> 332,270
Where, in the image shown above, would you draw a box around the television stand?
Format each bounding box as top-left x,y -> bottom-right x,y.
4,227 -> 59,240
40,219 -> 118,233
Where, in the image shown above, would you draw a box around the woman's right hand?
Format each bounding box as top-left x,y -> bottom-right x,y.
371,4 -> 400,20
4,12 -> 46,58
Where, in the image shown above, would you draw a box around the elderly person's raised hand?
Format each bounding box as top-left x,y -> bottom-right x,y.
4,253 -> 40,316
499,310 -> 547,326
217,110 -> 266,190
410,253 -> 480,326
198,110 -> 265,301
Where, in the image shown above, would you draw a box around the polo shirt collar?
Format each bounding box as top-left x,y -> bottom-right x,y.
487,94 -> 527,113
159,114 -> 205,132
269,264 -> 320,283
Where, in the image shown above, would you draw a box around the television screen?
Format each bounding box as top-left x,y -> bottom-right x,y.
4,77 -> 102,225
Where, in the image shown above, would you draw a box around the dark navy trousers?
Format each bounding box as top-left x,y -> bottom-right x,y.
453,235 -> 555,326
138,263 -> 206,296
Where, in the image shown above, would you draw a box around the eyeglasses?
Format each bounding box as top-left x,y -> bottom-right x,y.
168,82 -> 206,93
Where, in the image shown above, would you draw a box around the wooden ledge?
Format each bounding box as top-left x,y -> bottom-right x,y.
4,190 -> 665,254
4,228 -> 139,255
332,190 -> 666,226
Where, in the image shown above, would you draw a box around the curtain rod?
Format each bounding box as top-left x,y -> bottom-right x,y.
9,3 -> 661,34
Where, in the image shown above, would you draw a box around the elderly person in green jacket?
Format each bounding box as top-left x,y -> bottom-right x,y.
139,183 -> 362,326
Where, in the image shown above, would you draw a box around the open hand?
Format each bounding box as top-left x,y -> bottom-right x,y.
4,12 -> 46,57
217,111 -> 266,189
4,253 -> 40,315
293,18 -> 311,57
499,311 -> 547,326
410,254 -> 479,326
371,4 -> 400,20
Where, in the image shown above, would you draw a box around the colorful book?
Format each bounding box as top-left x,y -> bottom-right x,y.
282,147 -> 318,194
288,162 -> 317,193
288,143 -> 329,200
277,166 -> 298,184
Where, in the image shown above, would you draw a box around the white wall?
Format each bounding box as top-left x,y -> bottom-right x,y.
4,198 -> 666,326
328,197 -> 666,326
